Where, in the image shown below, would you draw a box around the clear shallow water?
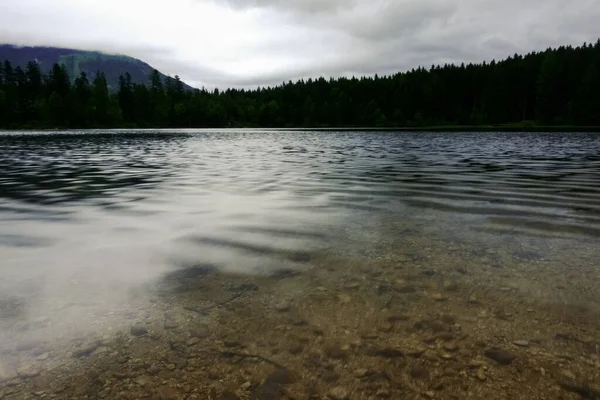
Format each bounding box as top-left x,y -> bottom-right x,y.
1,129 -> 600,350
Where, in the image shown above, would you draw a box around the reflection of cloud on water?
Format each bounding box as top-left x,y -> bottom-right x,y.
0,190 -> 338,358
1,129 -> 599,368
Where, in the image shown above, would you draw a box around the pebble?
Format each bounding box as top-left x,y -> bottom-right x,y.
395,284 -> 417,294
361,332 -> 379,340
328,386 -> 349,400
321,370 -> 340,383
157,386 -> 181,400
354,368 -> 372,378
73,342 -> 100,358
477,311 -> 489,319
17,364 -> 40,379
167,354 -> 187,369
147,365 -> 161,375
164,310 -> 178,319
375,388 -> 391,398
130,324 -> 148,337
134,375 -> 150,387
187,338 -> 200,346
373,347 -> 404,358
406,348 -> 426,358
338,294 -> 351,304
468,359 -> 486,368
266,369 -> 297,384
190,324 -> 210,338
207,368 -> 221,380
443,342 -> 459,352
274,301 -> 291,312
443,282 -> 459,292
424,391 -> 435,398
324,344 -> 349,360
218,390 -> 240,400
410,366 -> 430,380
476,369 -> 487,381
555,371 -> 600,398
288,343 -> 304,355
468,295 -> 479,304
223,339 -> 240,348
164,319 -> 179,329
437,332 -> 455,341
100,334 -> 111,344
234,283 -> 259,292
432,293 -> 447,302
440,314 -> 456,325
377,284 -> 393,295
559,369 -> 576,380
93,346 -> 109,355
513,340 -> 529,347
484,348 -> 517,365
378,322 -> 393,332
240,381 -> 251,391
386,314 -> 410,322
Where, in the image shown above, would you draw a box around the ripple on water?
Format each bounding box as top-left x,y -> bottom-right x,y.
0,129 -> 599,354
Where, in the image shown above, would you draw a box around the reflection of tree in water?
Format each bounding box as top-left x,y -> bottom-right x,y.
0,132 -> 187,206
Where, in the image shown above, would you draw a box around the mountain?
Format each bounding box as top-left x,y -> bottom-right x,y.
2,39 -> 599,129
0,44 -> 193,91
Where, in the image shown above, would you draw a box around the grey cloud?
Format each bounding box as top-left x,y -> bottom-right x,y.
1,0 -> 599,88
198,41 -> 477,88
150,59 -> 240,89
323,1 -> 458,43
227,0 -> 600,87
222,0 -> 356,15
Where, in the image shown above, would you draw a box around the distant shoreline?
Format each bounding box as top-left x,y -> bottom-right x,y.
2,125 -> 600,133
276,125 -> 600,132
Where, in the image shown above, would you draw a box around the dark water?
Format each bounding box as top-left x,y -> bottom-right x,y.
1,129 -> 600,346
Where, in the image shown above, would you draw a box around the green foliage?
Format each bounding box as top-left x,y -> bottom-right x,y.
573,63 -> 600,125
536,52 -> 563,123
1,39 -> 600,129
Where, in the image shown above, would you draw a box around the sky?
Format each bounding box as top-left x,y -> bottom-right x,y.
0,0 -> 599,88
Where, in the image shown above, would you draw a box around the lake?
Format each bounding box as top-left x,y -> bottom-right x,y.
1,130 -> 600,399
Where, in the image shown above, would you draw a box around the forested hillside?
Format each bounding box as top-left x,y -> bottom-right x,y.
1,40 -> 599,129
0,45 -> 183,91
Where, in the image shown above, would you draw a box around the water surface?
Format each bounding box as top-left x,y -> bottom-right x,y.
1,130 -> 600,398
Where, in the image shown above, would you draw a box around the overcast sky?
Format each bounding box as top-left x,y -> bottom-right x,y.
0,0 -> 599,88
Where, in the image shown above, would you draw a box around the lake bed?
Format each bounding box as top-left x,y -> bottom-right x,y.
1,130 -> 599,399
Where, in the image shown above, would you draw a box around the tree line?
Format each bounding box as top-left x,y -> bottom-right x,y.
1,40 -> 599,129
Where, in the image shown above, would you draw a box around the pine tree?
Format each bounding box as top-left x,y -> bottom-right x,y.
536,52 -> 563,123
573,63 -> 600,125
